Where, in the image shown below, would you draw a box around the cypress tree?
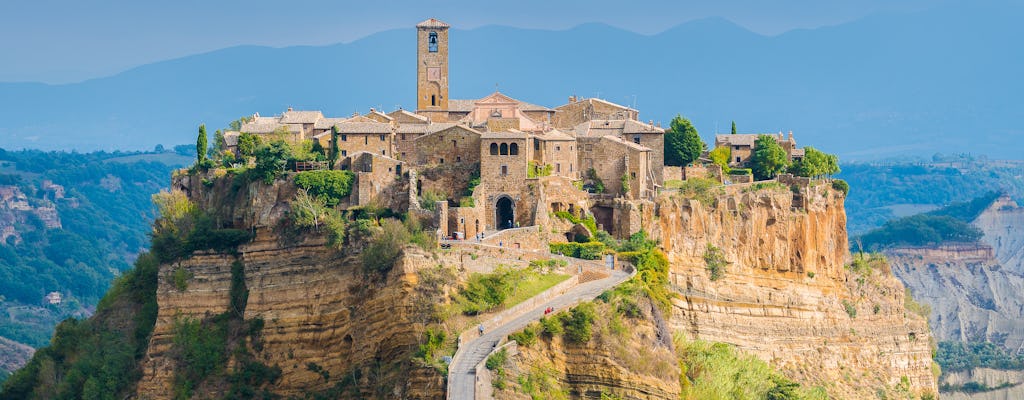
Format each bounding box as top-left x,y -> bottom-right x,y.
731,121 -> 737,135
328,125 -> 340,167
196,124 -> 208,165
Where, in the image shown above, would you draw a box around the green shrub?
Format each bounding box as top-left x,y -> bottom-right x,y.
831,179 -> 849,196
703,244 -> 726,281
549,241 -> 605,260
728,168 -> 752,175
252,141 -> 290,184
842,300 -> 857,318
362,219 -> 411,275
172,267 -> 192,291
294,170 -> 355,206
540,316 -> 563,336
456,267 -> 525,315
560,303 -> 596,343
415,327 -> 447,361
485,348 -> 507,370
509,325 -> 539,347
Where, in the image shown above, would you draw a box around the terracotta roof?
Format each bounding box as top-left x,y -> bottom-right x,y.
414,124 -> 481,141
417,18 -> 450,29
715,134 -> 758,147
240,121 -> 297,134
601,135 -> 650,152
387,109 -> 429,123
574,119 -> 662,137
481,130 -> 529,139
448,94 -> 553,113
791,148 -> 805,157
223,131 -> 240,146
554,97 -> 636,112
365,110 -> 394,121
334,122 -> 393,134
448,99 -> 476,112
535,129 -> 575,141
314,117 -> 349,130
280,110 -> 324,124
397,122 -> 457,134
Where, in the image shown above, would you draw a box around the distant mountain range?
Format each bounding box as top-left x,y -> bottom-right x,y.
0,1 -> 1021,160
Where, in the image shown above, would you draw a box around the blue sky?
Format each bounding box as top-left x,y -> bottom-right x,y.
2,0 -> 946,83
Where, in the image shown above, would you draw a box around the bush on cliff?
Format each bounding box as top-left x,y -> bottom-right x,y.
294,170 -> 354,207
855,214 -> 982,250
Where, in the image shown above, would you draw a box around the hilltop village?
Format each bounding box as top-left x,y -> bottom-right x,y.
216,18 -> 809,242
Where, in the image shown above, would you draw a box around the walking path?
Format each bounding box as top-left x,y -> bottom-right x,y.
446,266 -> 633,400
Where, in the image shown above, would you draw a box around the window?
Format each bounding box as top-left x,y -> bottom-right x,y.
733,145 -> 739,150
341,134 -> 347,142
631,172 -> 636,179
735,157 -> 741,163
401,152 -> 406,158
500,143 -> 508,155
585,144 -> 593,151
380,135 -> 385,141
633,135 -> 641,144
428,32 -> 438,52
381,150 -> 386,156
452,140 -> 457,148
490,143 -> 499,155
440,158 -> 444,164
456,156 -> 461,162
341,150 -> 348,157
570,163 -> 573,172
364,136 -> 368,145
431,95 -> 436,106
555,145 -> 561,152
570,146 -> 573,151
501,165 -> 508,176
556,163 -> 561,172
534,139 -> 540,150
509,143 -> 519,155
401,134 -> 406,141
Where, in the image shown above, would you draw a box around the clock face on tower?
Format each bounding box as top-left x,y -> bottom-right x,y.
427,67 -> 440,82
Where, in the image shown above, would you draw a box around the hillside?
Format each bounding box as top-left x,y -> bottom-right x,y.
884,195 -> 1024,397
0,150 -> 186,380
839,156 -> 1024,234
2,1 -> 1024,160
1,165 -> 937,398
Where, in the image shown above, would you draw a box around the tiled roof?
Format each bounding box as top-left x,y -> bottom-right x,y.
554,97 -> 636,112
601,135 -> 650,152
791,148 -> 805,157
365,110 -> 394,121
536,129 -> 575,141
417,18 -> 450,28
481,130 -> 529,139
280,110 -> 324,124
223,131 -> 240,146
387,109 -> 430,123
333,122 -> 393,134
574,119 -> 662,137
397,122 -> 457,134
448,99 -> 476,112
447,94 -> 553,113
314,117 -> 349,130
240,122 -> 293,134
414,124 -> 481,141
715,134 -> 758,147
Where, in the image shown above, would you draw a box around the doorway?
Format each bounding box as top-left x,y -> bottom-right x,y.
496,196 -> 514,230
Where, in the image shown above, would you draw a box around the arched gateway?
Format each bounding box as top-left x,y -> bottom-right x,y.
495,196 -> 514,230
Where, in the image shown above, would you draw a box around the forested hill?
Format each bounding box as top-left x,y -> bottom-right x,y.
0,149 -> 189,381
837,156 -> 1024,235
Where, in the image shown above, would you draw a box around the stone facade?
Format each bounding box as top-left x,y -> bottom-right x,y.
715,131 -> 801,167
416,18 -> 450,121
412,125 -> 482,166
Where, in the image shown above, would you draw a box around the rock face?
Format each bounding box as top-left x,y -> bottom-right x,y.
651,183 -> 937,398
889,195 -> 1024,348
494,183 -> 937,399
136,173 -> 444,399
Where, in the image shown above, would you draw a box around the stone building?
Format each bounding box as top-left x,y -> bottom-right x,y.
715,131 -> 803,167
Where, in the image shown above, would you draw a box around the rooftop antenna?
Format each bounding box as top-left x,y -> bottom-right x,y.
631,94 -> 637,110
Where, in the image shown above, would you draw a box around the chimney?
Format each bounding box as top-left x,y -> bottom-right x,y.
352,112 -> 359,117
568,96 -> 576,103
370,107 -> 376,113
287,107 -> 293,112
788,131 -> 794,141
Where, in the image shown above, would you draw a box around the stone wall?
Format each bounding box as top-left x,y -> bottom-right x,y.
537,138 -> 579,180
413,125 -> 481,166
337,131 -> 395,158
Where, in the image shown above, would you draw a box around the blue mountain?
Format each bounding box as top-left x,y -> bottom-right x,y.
0,1 -> 1020,160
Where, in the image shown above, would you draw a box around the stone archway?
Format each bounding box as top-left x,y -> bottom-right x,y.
496,196 -> 514,230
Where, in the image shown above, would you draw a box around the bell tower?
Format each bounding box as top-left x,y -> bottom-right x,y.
416,18 -> 449,121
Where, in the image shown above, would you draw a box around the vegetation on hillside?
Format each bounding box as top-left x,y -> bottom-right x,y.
665,115 -> 704,167
935,341 -> 1024,373
0,149 -> 183,352
838,156 -> 1024,234
852,191 -> 998,250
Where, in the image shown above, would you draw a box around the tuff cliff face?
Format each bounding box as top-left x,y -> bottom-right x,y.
135,173 -> 445,399
653,184 -> 937,398
494,183 -> 938,399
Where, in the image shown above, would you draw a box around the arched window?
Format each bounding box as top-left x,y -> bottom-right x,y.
509,143 -> 519,155
431,95 -> 436,106
489,143 -> 498,155
428,32 -> 438,52
500,143 -> 508,155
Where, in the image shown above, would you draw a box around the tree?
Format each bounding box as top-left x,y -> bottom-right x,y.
253,141 -> 291,184
750,135 -> 789,180
328,125 -> 340,167
237,133 -> 262,158
731,121 -> 737,135
665,115 -> 704,166
196,124 -> 208,165
709,146 -> 731,172
211,129 -> 226,158
154,144 -> 165,153
790,147 -> 840,178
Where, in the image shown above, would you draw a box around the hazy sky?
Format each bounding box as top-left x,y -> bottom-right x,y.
3,0 -> 946,84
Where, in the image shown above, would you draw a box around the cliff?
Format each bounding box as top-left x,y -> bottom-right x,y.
492,182 -> 938,399
135,172 -> 445,399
